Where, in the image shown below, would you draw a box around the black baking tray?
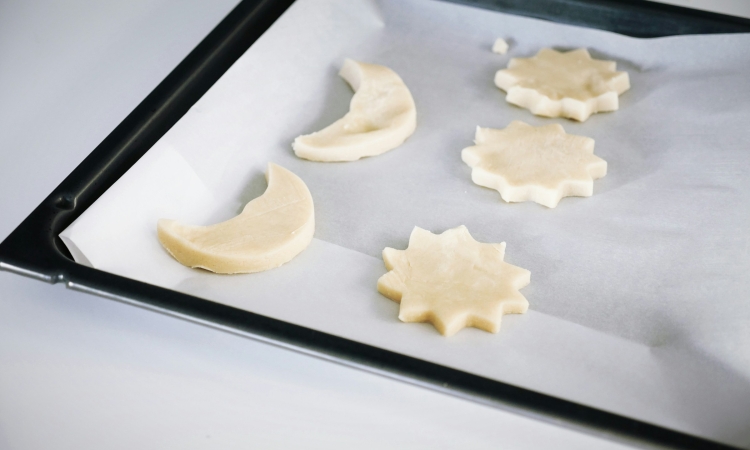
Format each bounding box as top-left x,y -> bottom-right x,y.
2,1 -> 748,449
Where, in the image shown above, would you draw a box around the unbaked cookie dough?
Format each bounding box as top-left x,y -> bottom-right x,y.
293,59 -> 417,162
494,48 -> 630,121
462,121 -> 607,208
157,163 -> 314,274
377,226 -> 530,337
492,38 -> 509,54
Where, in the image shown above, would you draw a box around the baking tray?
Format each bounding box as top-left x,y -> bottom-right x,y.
2,0 -> 749,448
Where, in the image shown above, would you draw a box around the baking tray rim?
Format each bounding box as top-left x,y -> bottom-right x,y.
2,0 -> 748,448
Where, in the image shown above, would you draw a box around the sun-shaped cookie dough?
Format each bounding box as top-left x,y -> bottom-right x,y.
377,226 -> 530,337
495,48 -> 630,121
462,121 -> 607,208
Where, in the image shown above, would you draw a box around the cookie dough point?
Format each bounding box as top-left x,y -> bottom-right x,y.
293,59 -> 417,162
492,38 -> 509,54
462,121 -> 607,208
157,163 -> 314,274
495,48 -> 630,121
377,226 -> 530,337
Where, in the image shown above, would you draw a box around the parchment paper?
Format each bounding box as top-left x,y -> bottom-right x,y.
61,0 -> 750,445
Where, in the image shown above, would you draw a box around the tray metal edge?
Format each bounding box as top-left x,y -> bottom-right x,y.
449,0 -> 750,37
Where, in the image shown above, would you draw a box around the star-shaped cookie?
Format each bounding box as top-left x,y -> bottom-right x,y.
377,226 -> 530,337
462,121 -> 607,208
495,48 -> 630,121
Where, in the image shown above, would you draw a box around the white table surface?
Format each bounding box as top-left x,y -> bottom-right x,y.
0,1 -> 731,449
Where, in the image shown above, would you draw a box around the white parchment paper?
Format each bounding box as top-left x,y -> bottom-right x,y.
61,0 -> 750,445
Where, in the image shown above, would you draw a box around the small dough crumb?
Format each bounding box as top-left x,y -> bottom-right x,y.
494,48 -> 630,121
492,38 -> 509,54
462,121 -> 607,208
377,226 -> 530,337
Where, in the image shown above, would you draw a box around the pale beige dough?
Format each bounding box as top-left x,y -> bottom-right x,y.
492,38 -> 509,54
462,121 -> 607,208
293,59 -> 417,162
157,163 -> 314,274
377,226 -> 530,337
494,48 -> 630,121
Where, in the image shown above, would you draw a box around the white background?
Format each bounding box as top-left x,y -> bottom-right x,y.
1,0 -> 746,449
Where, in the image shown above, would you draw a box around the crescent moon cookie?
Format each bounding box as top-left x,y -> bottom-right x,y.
377,226 -> 530,337
157,163 -> 314,274
293,59 -> 417,162
462,121 -> 607,208
494,48 -> 630,122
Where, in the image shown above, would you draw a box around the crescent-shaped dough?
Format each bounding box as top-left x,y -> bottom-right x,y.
293,59 -> 417,162
157,163 -> 314,274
